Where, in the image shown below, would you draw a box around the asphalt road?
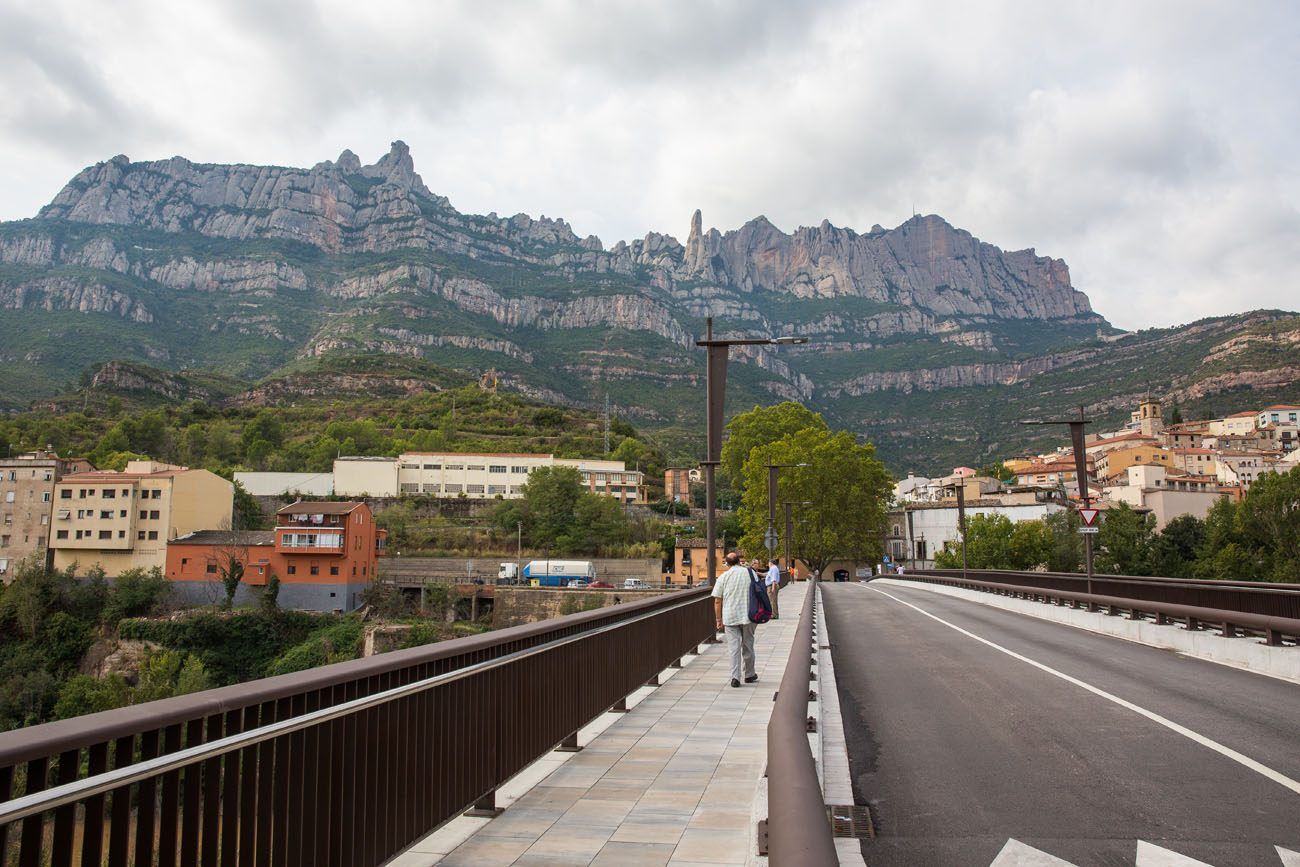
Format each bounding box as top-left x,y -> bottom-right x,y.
822,580 -> 1300,866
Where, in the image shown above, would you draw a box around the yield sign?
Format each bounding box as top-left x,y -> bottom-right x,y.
1079,508 -> 1100,527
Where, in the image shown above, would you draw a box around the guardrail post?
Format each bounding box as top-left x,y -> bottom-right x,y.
464,790 -> 504,818
556,732 -> 582,753
610,697 -> 629,713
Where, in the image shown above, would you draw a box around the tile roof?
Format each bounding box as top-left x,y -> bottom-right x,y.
277,501 -> 364,515
170,531 -> 275,546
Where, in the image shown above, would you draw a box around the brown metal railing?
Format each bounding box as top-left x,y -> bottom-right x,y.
0,589 -> 714,867
914,569 -> 1300,620
766,582 -> 837,866
903,572 -> 1300,645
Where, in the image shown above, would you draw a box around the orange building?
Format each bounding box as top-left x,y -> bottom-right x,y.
166,501 -> 386,612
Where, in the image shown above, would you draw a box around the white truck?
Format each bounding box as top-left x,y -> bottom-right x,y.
498,563 -> 521,582
522,560 -> 596,587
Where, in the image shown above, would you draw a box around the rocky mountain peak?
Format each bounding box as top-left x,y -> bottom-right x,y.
335,148 -> 362,173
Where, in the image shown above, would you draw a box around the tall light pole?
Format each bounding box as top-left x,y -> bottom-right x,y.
781,500 -> 813,582
698,318 -> 807,583
766,462 -> 807,561
1022,405 -> 1095,596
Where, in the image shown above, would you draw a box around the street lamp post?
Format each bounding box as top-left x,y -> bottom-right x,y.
766,462 -> 807,563
1022,405 -> 1095,597
698,317 -> 807,583
781,500 -> 813,582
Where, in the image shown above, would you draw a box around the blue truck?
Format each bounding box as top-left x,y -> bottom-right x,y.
520,560 -> 597,587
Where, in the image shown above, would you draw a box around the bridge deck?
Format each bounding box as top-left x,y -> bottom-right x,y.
388,582 -> 811,866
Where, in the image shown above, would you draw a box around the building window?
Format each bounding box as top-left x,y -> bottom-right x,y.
151,490 -> 161,499
147,531 -> 158,540
444,484 -> 462,494
98,530 -> 112,539
310,565 -> 319,575
509,486 -> 524,494
60,489 -> 71,499
287,564 -> 297,575
400,483 -> 420,494
512,466 -> 528,474
43,492 -> 52,503
467,465 -> 485,471
488,485 -> 505,495
137,531 -> 145,540
118,531 -> 125,538
102,489 -> 115,499
119,510 -> 127,518
149,511 -> 160,520
3,492 -> 12,503
423,464 -> 440,470
205,563 -> 218,574
330,565 -> 339,575
140,511 -> 148,520
56,530 -> 68,539
401,463 -> 419,470
445,464 -> 463,471
422,484 -> 439,493
489,465 -> 507,474
467,484 -> 484,494
99,510 -> 112,519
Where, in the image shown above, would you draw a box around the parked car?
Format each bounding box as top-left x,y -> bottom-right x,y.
623,578 -> 649,589
566,579 -> 590,588
589,580 -> 614,589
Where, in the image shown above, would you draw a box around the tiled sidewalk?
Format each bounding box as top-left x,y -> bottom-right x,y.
388,581 -> 810,867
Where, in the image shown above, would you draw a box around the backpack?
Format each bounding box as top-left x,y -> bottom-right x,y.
747,567 -> 773,624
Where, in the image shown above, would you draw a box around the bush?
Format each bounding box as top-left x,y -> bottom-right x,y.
265,618 -> 365,676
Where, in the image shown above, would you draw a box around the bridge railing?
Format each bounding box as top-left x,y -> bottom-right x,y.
902,571 -> 1300,645
912,569 -> 1300,620
0,589 -> 714,867
765,581 -> 838,865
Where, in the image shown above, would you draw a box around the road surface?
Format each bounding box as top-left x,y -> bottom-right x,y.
822,580 -> 1300,866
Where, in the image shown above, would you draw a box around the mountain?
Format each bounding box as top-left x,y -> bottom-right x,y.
1,143 -> 1295,473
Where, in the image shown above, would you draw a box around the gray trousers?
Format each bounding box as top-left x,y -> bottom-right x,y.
725,623 -> 757,682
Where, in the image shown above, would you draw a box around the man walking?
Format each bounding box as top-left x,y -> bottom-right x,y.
713,551 -> 759,688
764,557 -> 782,619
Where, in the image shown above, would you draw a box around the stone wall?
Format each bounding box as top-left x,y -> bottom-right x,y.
492,587 -> 674,628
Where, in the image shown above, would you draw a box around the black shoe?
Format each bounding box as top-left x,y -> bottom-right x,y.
744,674 -> 759,684
731,678 -> 740,688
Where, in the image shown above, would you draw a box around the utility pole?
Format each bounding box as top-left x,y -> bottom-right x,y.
1022,405 -> 1095,597
603,392 -> 610,455
955,482 -> 968,582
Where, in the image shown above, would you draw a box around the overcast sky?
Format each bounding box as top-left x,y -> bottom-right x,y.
1,0 -> 1297,330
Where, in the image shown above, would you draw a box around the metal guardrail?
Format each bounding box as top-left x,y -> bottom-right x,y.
0,589 -> 714,867
766,581 -> 838,866
915,569 -> 1300,620
903,572 -> 1300,645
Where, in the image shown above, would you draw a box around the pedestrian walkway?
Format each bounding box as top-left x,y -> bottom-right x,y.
387,581 -> 811,867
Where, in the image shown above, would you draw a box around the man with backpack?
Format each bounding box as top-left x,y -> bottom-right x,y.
712,551 -> 772,688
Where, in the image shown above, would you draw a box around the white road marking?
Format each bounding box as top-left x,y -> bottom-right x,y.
1135,840 -> 1216,865
1278,845 -> 1300,867
989,838 -> 1077,865
858,584 -> 1300,797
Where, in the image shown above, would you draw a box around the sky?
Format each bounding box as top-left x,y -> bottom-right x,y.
1,0 -> 1297,331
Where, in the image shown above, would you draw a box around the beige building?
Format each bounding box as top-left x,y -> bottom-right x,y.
334,452 -> 647,503
665,467 -> 701,503
1095,444 -> 1173,483
1105,465 -> 1226,530
1,450 -> 94,580
50,461 -> 233,577
1208,412 -> 1257,437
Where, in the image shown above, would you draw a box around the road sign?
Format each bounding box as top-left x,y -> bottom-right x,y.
1079,508 -> 1100,527
1078,526 -> 1099,534
763,528 -> 779,551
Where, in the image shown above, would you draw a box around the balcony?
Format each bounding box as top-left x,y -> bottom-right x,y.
276,530 -> 345,555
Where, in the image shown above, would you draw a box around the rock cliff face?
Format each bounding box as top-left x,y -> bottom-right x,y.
1,142 -> 1116,416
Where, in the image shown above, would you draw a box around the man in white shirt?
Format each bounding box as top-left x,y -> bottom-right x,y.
712,551 -> 758,688
763,557 -> 783,619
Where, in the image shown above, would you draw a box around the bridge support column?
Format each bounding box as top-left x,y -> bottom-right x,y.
556,732 -> 582,753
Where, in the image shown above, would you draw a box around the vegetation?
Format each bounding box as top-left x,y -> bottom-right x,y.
723,403 -> 893,575
491,466 -> 662,557
933,467 -> 1300,582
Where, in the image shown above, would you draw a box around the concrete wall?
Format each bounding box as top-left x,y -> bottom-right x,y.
168,579 -> 370,613
381,556 -> 662,585
493,587 -> 674,627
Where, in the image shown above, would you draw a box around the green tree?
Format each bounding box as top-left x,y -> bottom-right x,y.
737,427 -> 891,576
977,461 -> 1016,483
1148,514 -> 1205,578
241,410 -> 285,453
53,674 -> 131,720
1095,502 -> 1154,575
232,481 -> 263,530
104,567 -> 171,623
721,402 -> 828,489
1233,466 -> 1300,581
1043,510 -> 1084,572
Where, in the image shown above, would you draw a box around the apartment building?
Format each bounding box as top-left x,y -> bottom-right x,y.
664,467 -> 701,503
0,450 -> 94,580
50,461 -> 233,577
166,501 -> 385,612
1094,444 -> 1172,483
1104,465 -> 1225,530
1256,405 -> 1300,428
333,453 -> 646,503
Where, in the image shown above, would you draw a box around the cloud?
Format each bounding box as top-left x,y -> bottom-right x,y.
0,0 -> 1296,329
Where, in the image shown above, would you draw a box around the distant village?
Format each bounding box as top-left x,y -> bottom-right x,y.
885,399 -> 1300,568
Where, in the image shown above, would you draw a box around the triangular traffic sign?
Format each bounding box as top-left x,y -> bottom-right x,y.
1079,508 -> 1100,527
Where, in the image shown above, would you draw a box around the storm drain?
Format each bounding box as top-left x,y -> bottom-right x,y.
827,804 -> 875,839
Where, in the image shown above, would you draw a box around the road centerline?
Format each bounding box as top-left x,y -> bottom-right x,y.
855,583 -> 1300,798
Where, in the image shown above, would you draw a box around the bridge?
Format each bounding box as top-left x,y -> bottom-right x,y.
1,571 -> 1297,866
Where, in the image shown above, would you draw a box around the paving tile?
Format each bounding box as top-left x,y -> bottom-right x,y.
670,828 -> 751,864
475,806 -> 563,840
590,841 -> 676,866
438,835 -> 534,866
525,822 -> 615,859
609,813 -> 690,844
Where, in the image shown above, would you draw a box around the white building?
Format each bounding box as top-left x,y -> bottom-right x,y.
887,498 -> 1068,568
333,453 -> 646,502
1103,465 -> 1225,530
234,472 -> 335,497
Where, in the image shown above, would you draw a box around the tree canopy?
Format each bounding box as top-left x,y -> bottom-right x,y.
492,466 -> 631,556
721,402 -> 828,489
736,426 -> 892,575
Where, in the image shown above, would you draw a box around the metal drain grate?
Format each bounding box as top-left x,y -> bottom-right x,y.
827,804 -> 875,839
